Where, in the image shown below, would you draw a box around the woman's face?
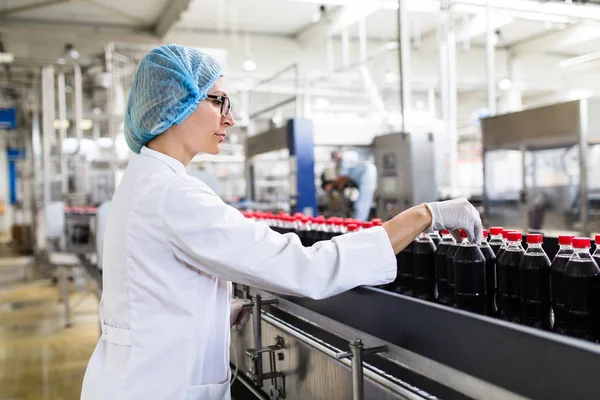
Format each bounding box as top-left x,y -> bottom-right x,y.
178,76 -> 235,155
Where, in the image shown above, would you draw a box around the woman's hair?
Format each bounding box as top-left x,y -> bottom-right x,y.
124,44 -> 222,154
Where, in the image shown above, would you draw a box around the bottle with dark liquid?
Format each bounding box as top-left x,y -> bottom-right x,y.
550,235 -> 574,333
435,230 -> 455,302
592,234 -> 600,273
413,233 -> 437,301
489,227 -> 504,256
445,230 -> 468,306
495,229 -> 512,262
519,234 -> 551,330
453,235 -> 487,315
429,231 -> 442,247
480,230 -> 497,316
497,231 -> 524,323
297,216 -> 311,246
394,240 -> 415,296
563,237 -> 600,342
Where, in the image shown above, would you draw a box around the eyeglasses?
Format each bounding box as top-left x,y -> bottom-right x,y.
206,94 -> 232,117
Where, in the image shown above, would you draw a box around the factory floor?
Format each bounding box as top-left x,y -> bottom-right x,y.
0,256 -> 99,400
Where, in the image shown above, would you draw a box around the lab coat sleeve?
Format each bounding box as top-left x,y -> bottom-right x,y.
162,177 -> 397,300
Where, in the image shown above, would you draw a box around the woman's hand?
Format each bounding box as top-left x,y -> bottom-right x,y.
230,299 -> 251,330
425,197 -> 483,243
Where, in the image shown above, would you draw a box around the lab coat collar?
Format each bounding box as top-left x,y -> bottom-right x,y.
140,146 -> 187,176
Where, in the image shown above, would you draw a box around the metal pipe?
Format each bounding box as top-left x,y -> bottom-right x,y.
342,28 -> 350,68
326,36 -> 334,71
350,339 -> 365,400
397,0 -> 406,132
428,86 -> 436,117
358,18 -> 367,62
251,63 -> 298,92
253,294 -> 263,385
578,99 -> 590,235
249,96 -> 297,120
448,9 -> 459,197
398,0 -> 411,130
57,72 -> 68,194
486,1 -> 497,115
41,66 -> 54,209
73,64 -> 83,143
262,313 -> 425,400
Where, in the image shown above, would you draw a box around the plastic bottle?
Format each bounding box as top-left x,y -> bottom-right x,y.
453,233 -> 487,314
479,230 -> 497,316
434,230 -> 455,302
550,235 -> 574,333
445,230 -> 468,306
563,237 -> 600,341
592,234 -> 600,272
497,231 -> 525,323
495,229 -> 512,262
394,240 -> 415,296
489,227 -> 504,256
429,231 -> 442,247
519,234 -> 552,330
346,223 -> 360,233
413,233 -> 437,301
297,216 -> 311,246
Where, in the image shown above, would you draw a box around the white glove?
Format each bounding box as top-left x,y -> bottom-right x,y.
424,197 -> 483,243
230,298 -> 251,331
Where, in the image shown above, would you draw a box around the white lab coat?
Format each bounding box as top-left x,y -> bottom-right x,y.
81,146 -> 397,400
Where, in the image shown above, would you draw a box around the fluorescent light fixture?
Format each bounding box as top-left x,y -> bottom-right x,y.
242,58 -> 256,72
81,119 -> 93,130
54,119 -> 70,130
498,78 -> 512,90
457,13 -> 514,41
560,51 -> 600,69
0,52 -> 14,64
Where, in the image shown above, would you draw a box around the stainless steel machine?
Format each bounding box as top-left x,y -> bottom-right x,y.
481,99 -> 600,235
373,132 -> 437,221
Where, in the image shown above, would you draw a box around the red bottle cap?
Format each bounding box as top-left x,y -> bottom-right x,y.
573,237 -> 591,249
441,230 -> 450,235
558,235 -> 574,245
347,223 -> 359,232
595,235 -> 600,245
527,234 -> 543,244
482,230 -> 488,238
315,216 -> 326,222
507,232 -> 522,242
489,227 -> 503,235
459,230 -> 468,239
371,218 -> 382,225
363,221 -> 374,229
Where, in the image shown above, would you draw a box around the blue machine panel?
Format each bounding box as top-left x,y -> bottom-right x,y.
0,108 -> 17,130
287,118 -> 316,214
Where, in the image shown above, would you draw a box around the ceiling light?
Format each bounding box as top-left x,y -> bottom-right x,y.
272,114 -> 283,125
64,43 -> 79,60
81,119 -> 94,130
312,11 -> 321,23
54,119 -> 70,130
384,70 -> 397,83
242,58 -> 256,72
498,78 -> 512,91
313,97 -> 330,109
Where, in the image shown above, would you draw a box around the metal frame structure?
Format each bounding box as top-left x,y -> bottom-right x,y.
481,98 -> 600,235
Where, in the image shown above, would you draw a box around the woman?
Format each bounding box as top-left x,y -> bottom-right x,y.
81,44 -> 482,400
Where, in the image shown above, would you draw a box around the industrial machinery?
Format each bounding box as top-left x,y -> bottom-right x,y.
373,132 -> 437,221
230,281 -> 600,400
246,118 -> 317,215
481,99 -> 600,235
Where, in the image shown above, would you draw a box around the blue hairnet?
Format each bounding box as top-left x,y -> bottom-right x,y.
124,44 -> 222,153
